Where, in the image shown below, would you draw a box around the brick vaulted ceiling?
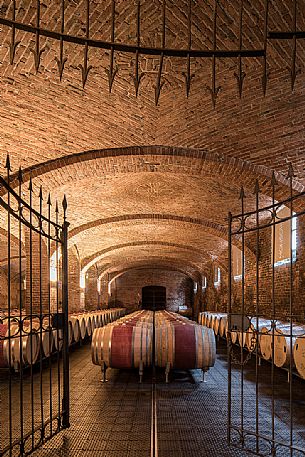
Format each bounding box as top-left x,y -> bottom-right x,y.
0,0 -> 305,278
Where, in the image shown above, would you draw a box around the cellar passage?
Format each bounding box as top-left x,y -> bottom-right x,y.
142,286 -> 166,311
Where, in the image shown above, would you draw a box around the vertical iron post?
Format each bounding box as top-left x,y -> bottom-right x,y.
227,211 -> 232,445
61,198 -> 70,429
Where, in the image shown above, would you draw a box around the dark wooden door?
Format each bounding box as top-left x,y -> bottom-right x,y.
142,286 -> 166,310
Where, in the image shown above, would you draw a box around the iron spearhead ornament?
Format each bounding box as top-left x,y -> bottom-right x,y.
288,163 -> 295,179
271,171 -> 277,186
5,154 -> 11,171
254,179 -> 260,195
47,193 -> 52,206
239,186 -> 245,200
28,176 -> 33,192
39,185 -> 43,200
62,195 -> 68,212
55,201 -> 59,213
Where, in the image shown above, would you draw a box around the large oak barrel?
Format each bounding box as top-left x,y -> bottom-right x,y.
91,322 -> 153,369
293,335 -> 305,379
219,316 -> 228,338
213,313 -> 227,336
69,316 -> 81,342
273,325 -> 305,368
0,322 -> 39,368
155,323 -> 216,370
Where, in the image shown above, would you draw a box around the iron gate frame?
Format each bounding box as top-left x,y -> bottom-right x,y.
0,156 -> 70,457
227,165 -> 305,457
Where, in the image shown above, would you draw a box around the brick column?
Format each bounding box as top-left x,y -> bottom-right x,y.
25,230 -> 50,313
68,246 -> 82,313
85,268 -> 99,310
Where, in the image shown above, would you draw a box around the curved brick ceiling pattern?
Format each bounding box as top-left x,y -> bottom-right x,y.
0,1 -> 304,275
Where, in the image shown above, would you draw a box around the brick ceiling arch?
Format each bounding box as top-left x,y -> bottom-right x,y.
82,241 -> 205,270
5,146 -> 303,198
97,258 -> 202,282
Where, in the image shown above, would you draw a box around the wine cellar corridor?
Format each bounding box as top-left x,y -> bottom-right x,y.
1,1 -> 305,456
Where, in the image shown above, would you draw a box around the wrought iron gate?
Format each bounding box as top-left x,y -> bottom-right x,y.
0,157 -> 69,457
228,166 -> 305,456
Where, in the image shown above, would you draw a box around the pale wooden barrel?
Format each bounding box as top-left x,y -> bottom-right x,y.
237,331 -> 247,347
76,315 -> 87,339
213,313 -> 227,336
155,323 -> 216,370
69,316 -> 81,342
0,322 -> 19,368
293,335 -> 305,379
91,322 -> 153,369
5,322 -> 39,367
274,325 -> 305,368
259,321 -> 288,360
30,320 -> 53,358
245,319 -> 271,352
219,316 -> 228,338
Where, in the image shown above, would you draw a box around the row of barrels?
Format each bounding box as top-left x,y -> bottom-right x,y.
91,310 -> 216,380
0,308 -> 126,370
199,311 -> 305,379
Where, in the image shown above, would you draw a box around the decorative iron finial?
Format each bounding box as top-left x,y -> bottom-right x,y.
39,185 -> 43,200
271,171 -> 277,187
62,195 -> 68,220
47,193 -> 52,206
5,154 -> 11,171
288,163 -> 295,179
55,200 -> 59,214
239,186 -> 245,200
254,179 -> 260,195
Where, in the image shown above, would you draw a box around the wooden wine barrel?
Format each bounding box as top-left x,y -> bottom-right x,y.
213,314 -> 227,336
237,331 -> 247,347
0,322 -> 19,368
4,322 -> 40,367
293,335 -> 305,379
219,316 -> 228,338
273,325 -> 305,368
91,322 -> 153,369
76,315 -> 87,339
30,320 -> 53,358
155,323 -> 216,370
69,316 -> 81,342
245,319 -> 272,352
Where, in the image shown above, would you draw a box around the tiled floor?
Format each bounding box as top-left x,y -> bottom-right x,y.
1,340 -> 305,457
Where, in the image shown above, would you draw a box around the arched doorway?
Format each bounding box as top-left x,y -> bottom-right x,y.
142,285 -> 166,310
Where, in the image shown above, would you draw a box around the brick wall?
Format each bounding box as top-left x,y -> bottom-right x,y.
109,269 -> 194,312
204,214 -> 305,322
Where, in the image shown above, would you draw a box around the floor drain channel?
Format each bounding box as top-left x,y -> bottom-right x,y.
151,382 -> 158,457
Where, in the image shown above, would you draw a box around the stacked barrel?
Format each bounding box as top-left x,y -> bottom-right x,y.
92,310 -> 216,382
92,310 -> 154,381
155,311 -> 216,381
199,310 -> 305,380
0,308 -> 126,370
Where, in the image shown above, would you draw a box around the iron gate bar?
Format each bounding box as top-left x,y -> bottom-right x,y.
271,172 -> 276,456
289,164 -> 294,457
61,197 -> 70,429
254,179 -> 260,455
18,169 -> 24,454
261,0 -> 269,96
